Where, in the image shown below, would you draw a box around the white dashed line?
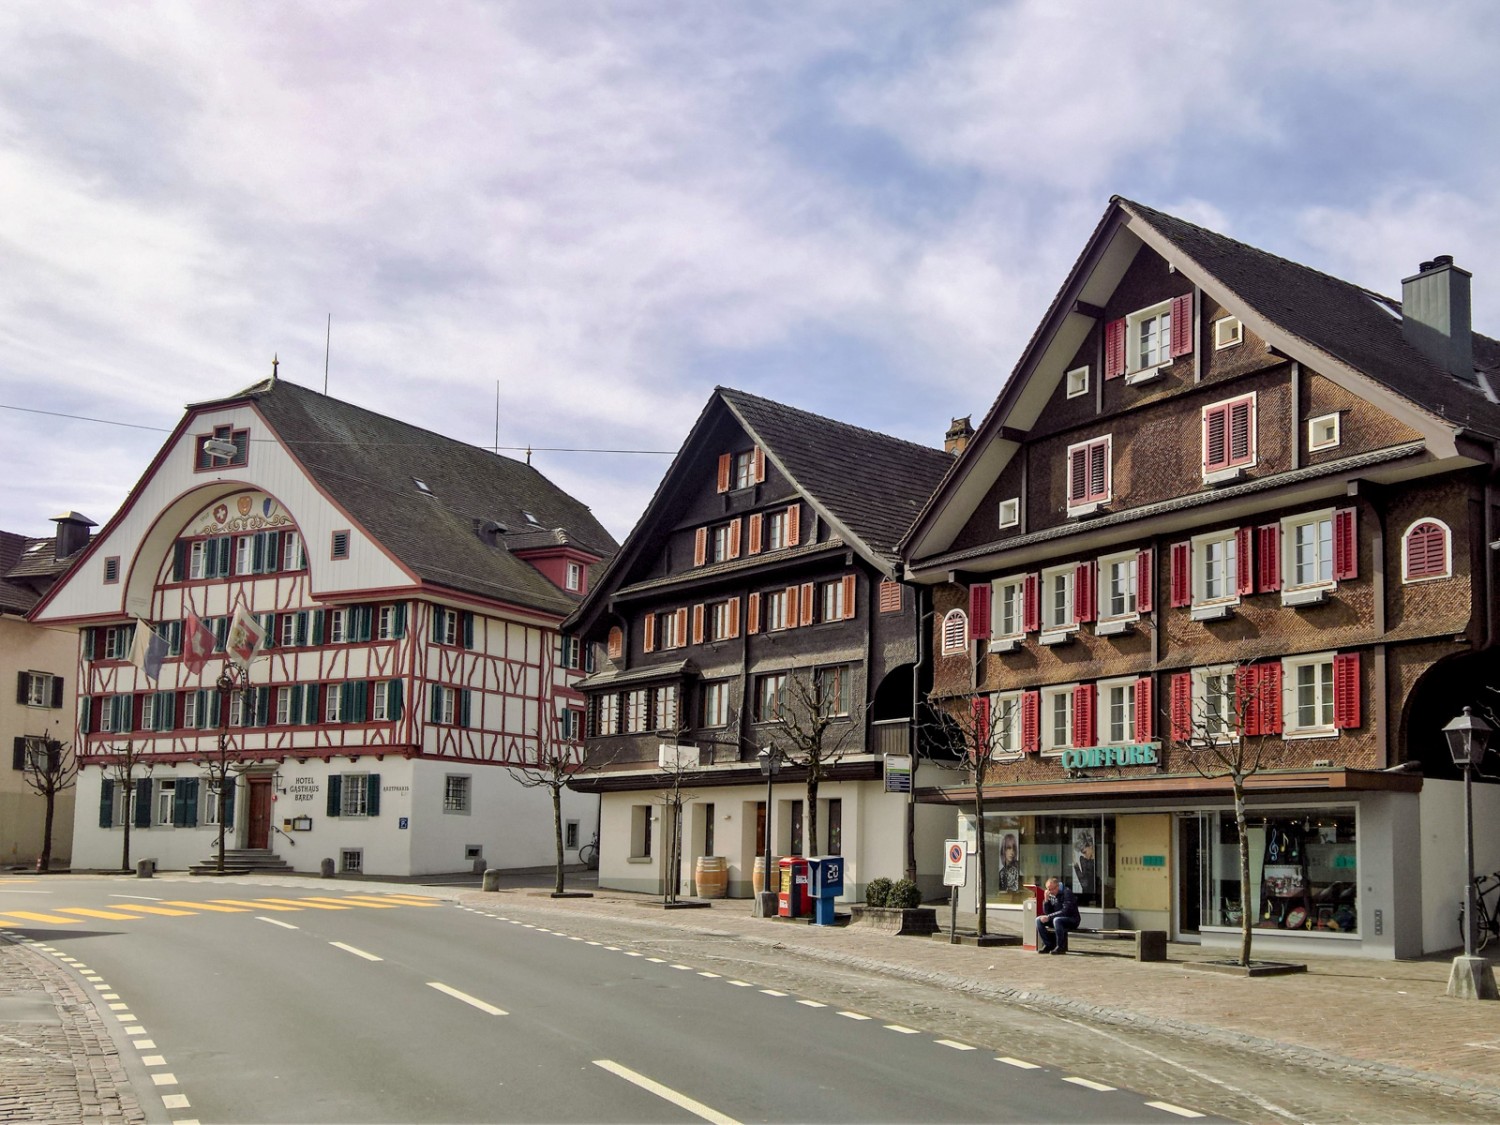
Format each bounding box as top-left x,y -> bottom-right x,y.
330,942 -> 383,962
141,1054 -> 167,1066
796,1000 -> 827,1008
258,917 -> 299,929
1146,1102 -> 1205,1118
151,1073 -> 179,1086
133,1039 -> 157,1050
838,1011 -> 871,1020
624,951 -> 643,957
884,1024 -> 920,1035
726,980 -> 752,987
593,1059 -> 739,1125
1063,1077 -> 1116,1092
115,1013 -> 138,1022
427,982 -> 507,1016
936,1040 -> 975,1050
697,971 -> 721,978
124,1025 -> 146,1035
671,964 -> 693,971
996,1057 -> 1041,1069
759,989 -> 788,997
646,957 -> 667,963
160,1094 -> 190,1110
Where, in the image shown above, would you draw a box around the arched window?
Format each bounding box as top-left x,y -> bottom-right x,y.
606,626 -> 624,660
1402,519 -> 1451,582
940,608 -> 969,655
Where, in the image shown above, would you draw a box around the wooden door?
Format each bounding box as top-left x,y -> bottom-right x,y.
248,777 -> 273,849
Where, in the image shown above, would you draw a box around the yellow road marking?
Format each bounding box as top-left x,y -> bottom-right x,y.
115,905 -> 197,916
209,899 -> 301,912
160,901 -> 249,912
1,911 -> 80,924
256,898 -> 348,910
304,896 -> 400,909
57,908 -> 143,921
363,894 -> 441,906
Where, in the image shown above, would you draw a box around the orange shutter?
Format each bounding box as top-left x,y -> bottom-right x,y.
841,574 -> 857,619
607,627 -> 622,660
727,518 -> 742,559
785,504 -> 800,546
785,586 -> 799,629
800,582 -> 815,626
692,604 -> 705,644
727,596 -> 741,638
716,454 -> 732,493
642,612 -> 656,653
753,447 -> 765,483
674,608 -> 688,648
748,513 -> 763,554
694,527 -> 707,567
747,593 -> 761,634
879,579 -> 901,613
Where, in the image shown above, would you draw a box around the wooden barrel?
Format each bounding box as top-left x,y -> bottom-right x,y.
695,856 -> 728,899
752,855 -> 779,895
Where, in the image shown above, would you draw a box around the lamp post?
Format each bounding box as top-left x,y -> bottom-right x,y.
756,746 -> 780,918
211,663 -> 251,876
1442,706 -> 1498,1000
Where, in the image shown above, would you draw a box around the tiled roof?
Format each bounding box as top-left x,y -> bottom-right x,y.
1121,198 -> 1500,437
720,387 -> 954,568
614,538 -> 846,598
1,533 -> 74,614
226,378 -> 618,616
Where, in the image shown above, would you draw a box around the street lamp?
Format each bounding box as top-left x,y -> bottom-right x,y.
211,663 -> 251,875
1442,706 -> 1497,1000
756,746 -> 781,918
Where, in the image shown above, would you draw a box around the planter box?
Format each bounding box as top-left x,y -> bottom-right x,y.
848,904 -> 940,936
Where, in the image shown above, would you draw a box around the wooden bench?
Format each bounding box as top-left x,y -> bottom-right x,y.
1068,928 -> 1167,961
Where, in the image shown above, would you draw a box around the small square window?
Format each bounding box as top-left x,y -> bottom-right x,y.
998,498 -> 1020,529
1308,413 -> 1341,452
1214,316 -> 1243,350
566,562 -> 583,592
1066,366 -> 1089,398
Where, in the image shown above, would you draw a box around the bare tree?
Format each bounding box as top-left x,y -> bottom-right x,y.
506,713 -> 613,895
1169,662 -> 1284,967
99,741 -> 154,873
918,692 -> 1017,937
758,665 -> 867,856
652,740 -> 700,904
18,733 -> 77,872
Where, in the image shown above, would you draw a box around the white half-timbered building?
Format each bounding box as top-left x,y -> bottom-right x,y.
31,374 -> 616,877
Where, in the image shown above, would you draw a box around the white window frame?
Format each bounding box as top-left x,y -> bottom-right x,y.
653,685 -> 679,732
559,635 -> 582,670
202,777 -> 221,826
625,688 -> 650,734
341,773 -> 369,817
23,672 -> 54,708
702,681 -> 729,728
1193,664 -> 1239,744
443,774 -> 471,815
325,684 -> 343,724
940,608 -> 968,655
814,665 -> 850,718
998,498 -> 1020,529
712,524 -> 732,563
282,531 -> 304,570
235,536 -> 253,575
280,614 -> 299,647
183,692 -> 200,729
661,611 -> 683,650
378,606 -> 395,640
140,693 -> 157,731
1202,393 -> 1257,482
819,580 -> 845,623
596,693 -> 619,735
436,685 -> 456,726
1040,564 -> 1076,633
1283,508 -> 1335,596
754,673 -> 786,723
991,577 -> 1026,641
1097,677 -> 1137,746
1098,551 -> 1138,623
1308,413 -> 1341,452
328,608 -> 347,645
372,682 -> 390,722
1213,315 -> 1243,350
189,540 -> 208,580
991,691 -> 1023,757
1041,685 -> 1075,753
1066,435 -> 1111,514
1065,365 -> 1089,399
733,450 -> 755,490
766,509 -> 789,550
156,778 -> 176,826
566,561 -> 583,592
710,601 -> 734,641
1401,518 -> 1453,583
437,607 -> 459,646
1284,653 -> 1336,739
276,687 -> 293,725
764,590 -> 790,632
1191,529 -> 1240,613
229,691 -> 246,728
1127,299 -> 1173,378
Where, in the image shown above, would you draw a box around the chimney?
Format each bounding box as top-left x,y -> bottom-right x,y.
945,416 -> 975,456
51,511 -> 96,559
1402,255 -> 1475,384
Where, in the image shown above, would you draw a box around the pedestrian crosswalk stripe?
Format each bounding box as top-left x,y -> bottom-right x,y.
305,896 -> 400,909
160,901 -> 249,912
114,905 -> 196,916
360,894 -> 441,906
207,899 -> 300,912
255,898 -> 348,910
0,895 -> 443,927
0,911 -> 80,924
59,908 -> 144,921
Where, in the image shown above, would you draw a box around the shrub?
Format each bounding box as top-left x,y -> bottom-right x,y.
865,877 -> 893,907
887,878 -> 921,910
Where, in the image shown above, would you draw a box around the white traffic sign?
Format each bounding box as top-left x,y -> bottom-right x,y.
943,839 -> 967,887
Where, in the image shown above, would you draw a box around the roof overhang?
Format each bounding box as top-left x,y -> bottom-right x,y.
916,767 -> 1422,807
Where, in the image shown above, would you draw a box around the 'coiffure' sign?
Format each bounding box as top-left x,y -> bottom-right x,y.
1060,743 -> 1160,771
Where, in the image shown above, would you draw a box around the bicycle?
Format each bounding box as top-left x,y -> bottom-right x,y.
578,834 -> 599,870
1458,870 -> 1500,952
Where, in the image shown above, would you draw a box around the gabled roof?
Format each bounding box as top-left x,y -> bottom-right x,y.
567,387 -> 953,634
1,532 -> 75,614
220,378 -> 618,616
903,196 -> 1500,565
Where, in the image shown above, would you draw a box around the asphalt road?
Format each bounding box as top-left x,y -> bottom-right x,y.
1,877 -> 1223,1124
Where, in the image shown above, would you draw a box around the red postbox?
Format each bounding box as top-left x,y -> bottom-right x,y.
778,857 -> 811,918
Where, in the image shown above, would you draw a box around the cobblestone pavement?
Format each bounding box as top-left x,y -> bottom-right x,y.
0,935 -> 144,1125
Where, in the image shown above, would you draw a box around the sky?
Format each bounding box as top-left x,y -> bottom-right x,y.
4,1 -> 1500,546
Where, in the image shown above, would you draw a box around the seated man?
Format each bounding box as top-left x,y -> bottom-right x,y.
1036,876 -> 1080,954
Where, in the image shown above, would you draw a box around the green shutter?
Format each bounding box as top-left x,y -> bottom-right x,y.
431,609 -> 443,643
431,689 -> 443,724
461,689 -> 472,729
311,610 -> 325,646
366,774 -> 380,818
262,614 -> 276,648
216,536 -> 232,577
134,779 -> 152,828
173,779 -> 194,827
79,696 -> 91,734
296,611 -> 308,646
257,686 -> 271,726
208,689 -> 222,729
83,627 -> 97,661
265,531 -> 280,573
327,774 -> 342,817
252,533 -> 265,574
167,620 -> 182,656
156,691 -> 175,732
462,612 -> 475,649
222,776 -> 235,828
172,541 -> 188,582
389,680 -> 403,721
393,603 -> 407,639
306,684 -> 320,724
99,779 -> 115,828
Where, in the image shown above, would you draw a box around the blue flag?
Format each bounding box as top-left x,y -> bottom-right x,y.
129,618 -> 168,682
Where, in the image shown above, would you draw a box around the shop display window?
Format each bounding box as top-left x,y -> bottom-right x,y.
981,814 -> 1116,908
1209,810 -> 1357,934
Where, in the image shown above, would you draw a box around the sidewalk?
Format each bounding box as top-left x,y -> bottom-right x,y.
458,879 -> 1500,1112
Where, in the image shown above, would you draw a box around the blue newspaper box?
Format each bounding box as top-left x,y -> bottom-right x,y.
807,856 -> 845,926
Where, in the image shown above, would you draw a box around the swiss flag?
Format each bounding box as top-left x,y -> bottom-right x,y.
183,612 -> 216,676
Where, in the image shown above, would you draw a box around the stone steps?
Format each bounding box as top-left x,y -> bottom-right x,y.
189,849 -> 295,876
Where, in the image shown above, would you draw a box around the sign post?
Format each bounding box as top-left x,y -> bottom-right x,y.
943,839 -> 967,945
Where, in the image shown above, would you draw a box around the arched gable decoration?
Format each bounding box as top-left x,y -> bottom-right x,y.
1401,519 -> 1451,582
940,608 -> 969,656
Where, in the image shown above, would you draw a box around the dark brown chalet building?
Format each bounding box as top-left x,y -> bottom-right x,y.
901,196 -> 1500,959
566,388 -> 954,900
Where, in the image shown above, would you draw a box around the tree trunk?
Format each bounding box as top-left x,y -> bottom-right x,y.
974,771 -> 988,937
1234,774 -> 1252,967
805,774 -> 820,856
121,785 -> 133,873
40,789 -> 56,872
552,784 -> 565,894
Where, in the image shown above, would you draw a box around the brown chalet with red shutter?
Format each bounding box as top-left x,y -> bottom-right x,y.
565,387 -> 953,901
901,196 -> 1500,960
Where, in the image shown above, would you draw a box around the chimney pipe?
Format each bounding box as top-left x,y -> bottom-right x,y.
50,511 -> 96,560
1402,256 -> 1475,384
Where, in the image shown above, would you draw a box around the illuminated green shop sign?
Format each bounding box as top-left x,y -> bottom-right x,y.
1060,744 -> 1159,770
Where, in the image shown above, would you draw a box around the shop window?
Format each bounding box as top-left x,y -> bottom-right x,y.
979,814 -> 1114,909
1208,811 -> 1357,935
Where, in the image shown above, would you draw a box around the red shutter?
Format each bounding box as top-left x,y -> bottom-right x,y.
716,454 -> 732,493
969,583 -> 991,639
1021,691 -> 1040,753
800,582 -> 815,626
727,518 -> 742,560
1023,573 -> 1040,632
674,608 -> 688,647
1134,677 -> 1154,741
1228,398 -> 1253,464
753,447 -> 766,483
1170,293 -> 1193,357
1203,404 -> 1228,471
1075,561 -> 1095,624
642,612 -> 656,653
1237,664 -> 1261,737
1258,662 -> 1283,734
1236,526 -> 1254,596
1170,542 -> 1192,607
727,597 -> 741,638
1333,652 -> 1361,729
747,593 -> 761,635
1073,683 -> 1095,748
1091,440 -> 1108,501
1068,446 -> 1088,503
1406,522 -> 1447,578
972,696 -> 990,753
841,574 -> 857,619
1105,317 -> 1126,378
785,586 -> 799,629
694,527 -> 707,567
879,580 -> 901,613
748,514 -> 763,554
1170,673 -> 1192,742
692,604 -> 705,644
1334,507 -> 1358,580
785,504 -> 800,546
1136,548 -> 1154,613
1257,524 -> 1281,592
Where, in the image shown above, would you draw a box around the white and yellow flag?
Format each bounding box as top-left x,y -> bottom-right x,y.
225,604 -> 267,670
